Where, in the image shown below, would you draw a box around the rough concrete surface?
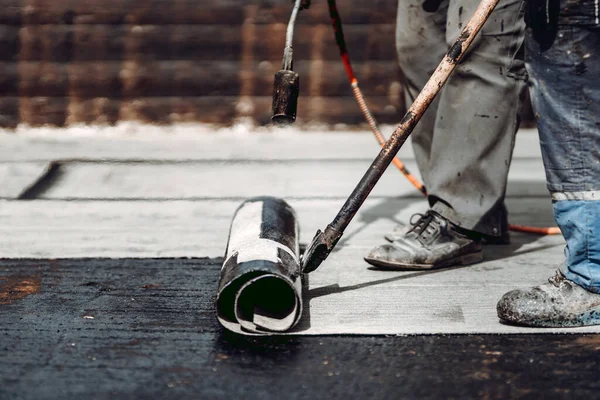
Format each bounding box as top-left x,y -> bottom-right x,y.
1,126 -> 599,398
0,126 -> 594,334
0,162 -> 51,199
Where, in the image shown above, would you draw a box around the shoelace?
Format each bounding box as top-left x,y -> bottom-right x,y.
548,269 -> 568,287
408,211 -> 449,239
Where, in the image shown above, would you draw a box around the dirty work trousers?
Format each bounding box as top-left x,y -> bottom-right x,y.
396,0 -> 527,237
525,8 -> 600,292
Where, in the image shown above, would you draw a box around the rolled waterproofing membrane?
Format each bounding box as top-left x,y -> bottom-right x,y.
216,197 -> 303,334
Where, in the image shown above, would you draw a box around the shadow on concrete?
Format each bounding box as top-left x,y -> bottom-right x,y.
333,197 -> 421,250
329,191 -> 562,265
482,235 -> 563,263
291,273 -> 312,332
304,264 -> 473,301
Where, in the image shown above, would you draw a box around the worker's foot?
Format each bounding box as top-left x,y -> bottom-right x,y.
497,270 -> 600,327
383,224 -> 411,243
365,210 -> 483,270
385,216 -> 510,245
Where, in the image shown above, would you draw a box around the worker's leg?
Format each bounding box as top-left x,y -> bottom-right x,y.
427,0 -> 527,237
532,26 -> 600,292
396,0 -> 448,186
366,0 -> 526,270
498,23 -> 600,327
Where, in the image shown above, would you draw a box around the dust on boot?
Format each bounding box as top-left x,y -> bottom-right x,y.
497,270 -> 600,328
365,210 -> 483,270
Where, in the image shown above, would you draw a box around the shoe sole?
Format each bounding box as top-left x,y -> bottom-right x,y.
385,234 -> 510,245
384,234 -> 400,243
364,251 -> 483,271
498,307 -> 600,328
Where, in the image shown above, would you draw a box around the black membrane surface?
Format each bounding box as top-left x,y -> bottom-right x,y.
0,258 -> 598,399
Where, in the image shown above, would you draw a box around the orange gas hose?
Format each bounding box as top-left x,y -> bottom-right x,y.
326,0 -> 559,236
351,81 -> 427,196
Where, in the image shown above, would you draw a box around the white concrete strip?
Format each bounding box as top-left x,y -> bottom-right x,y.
552,190 -> 600,201
0,162 -> 51,199
0,198 -> 556,258
0,199 -> 386,258
0,125 -> 542,162
32,158 -> 547,199
38,160 -> 424,199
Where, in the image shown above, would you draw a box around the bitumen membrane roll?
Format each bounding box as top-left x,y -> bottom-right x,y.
216,196 -> 302,334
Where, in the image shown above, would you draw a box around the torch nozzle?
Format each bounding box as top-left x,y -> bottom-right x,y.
271,69 -> 300,124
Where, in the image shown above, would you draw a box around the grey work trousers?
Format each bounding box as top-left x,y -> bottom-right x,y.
396,0 -> 527,236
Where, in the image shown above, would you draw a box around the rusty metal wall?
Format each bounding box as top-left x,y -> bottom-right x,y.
0,0 -> 410,128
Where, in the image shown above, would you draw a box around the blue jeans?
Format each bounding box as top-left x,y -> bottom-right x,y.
526,21 -> 600,292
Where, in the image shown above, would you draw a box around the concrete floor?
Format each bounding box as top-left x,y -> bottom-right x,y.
1,126 -> 591,333
2,125 -> 599,397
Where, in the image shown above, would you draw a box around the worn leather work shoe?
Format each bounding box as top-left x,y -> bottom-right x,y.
365,211 -> 483,270
383,224 -> 411,243
497,270 -> 600,327
384,213 -> 510,245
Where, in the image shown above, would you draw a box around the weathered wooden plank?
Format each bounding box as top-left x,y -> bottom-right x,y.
19,25 -> 72,62
19,62 -> 69,97
128,0 -> 245,25
104,59 -> 401,98
17,0 -> 396,25
16,59 -> 403,98
114,95 -> 402,125
0,0 -> 21,25
66,97 -> 121,125
118,60 -> 239,97
118,97 -> 240,124
0,62 -> 18,96
167,25 -> 242,62
118,24 -> 396,62
19,24 -> 244,62
0,25 -> 19,61
13,94 -> 403,126
256,95 -> 405,125
252,24 -> 397,62
252,0 -> 398,25
72,24 -> 125,61
71,0 -> 126,25
68,62 -> 122,98
13,61 -> 122,99
20,0 -> 244,25
19,96 -> 68,126
307,61 -> 404,97
0,96 -> 19,128
63,24 -> 394,63
6,95 -> 402,126
21,0 -> 75,25
83,0 -> 394,25
168,97 -> 240,124
300,96 -> 402,125
9,57 -> 403,99
12,22 -> 397,63
122,25 -> 242,62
